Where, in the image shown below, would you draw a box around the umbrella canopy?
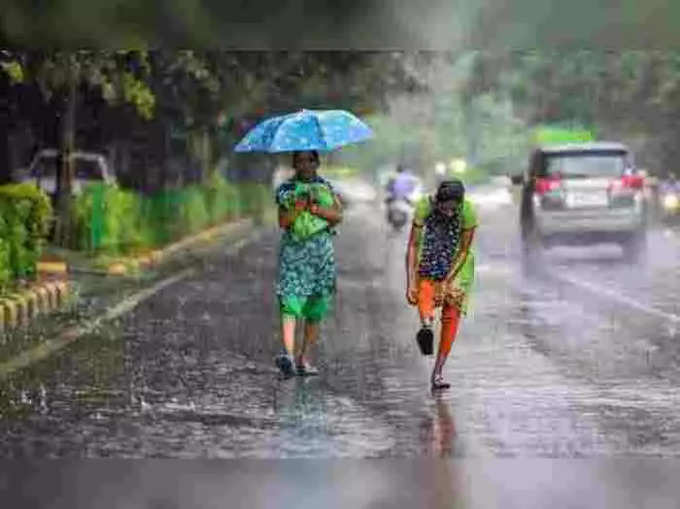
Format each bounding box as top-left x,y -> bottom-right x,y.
234,109 -> 373,153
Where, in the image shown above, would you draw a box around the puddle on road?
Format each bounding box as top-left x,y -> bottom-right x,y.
4,207 -> 680,460
0,305 -> 467,458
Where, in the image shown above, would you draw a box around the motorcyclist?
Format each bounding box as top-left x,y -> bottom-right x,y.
385,164 -> 418,204
384,164 -> 420,230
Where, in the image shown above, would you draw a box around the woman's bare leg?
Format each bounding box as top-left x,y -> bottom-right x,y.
281,315 -> 296,356
431,304 -> 461,387
298,320 -> 320,363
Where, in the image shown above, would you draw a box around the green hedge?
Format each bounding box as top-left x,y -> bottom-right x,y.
0,183 -> 52,290
71,174 -> 271,255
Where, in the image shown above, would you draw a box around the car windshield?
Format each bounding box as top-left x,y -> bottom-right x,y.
74,159 -> 103,180
545,153 -> 627,178
33,156 -> 57,177
32,156 -> 103,180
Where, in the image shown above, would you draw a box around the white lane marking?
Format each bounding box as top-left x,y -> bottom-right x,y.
553,273 -> 680,323
0,268 -> 196,379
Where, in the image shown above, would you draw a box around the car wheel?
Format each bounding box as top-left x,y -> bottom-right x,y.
621,231 -> 647,263
520,217 -> 544,273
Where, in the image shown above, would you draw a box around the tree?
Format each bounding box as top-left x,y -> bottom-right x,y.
456,50 -> 680,175
1,50 -> 156,246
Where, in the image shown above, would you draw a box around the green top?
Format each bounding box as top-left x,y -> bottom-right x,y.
413,196 -> 478,230
412,196 -> 478,291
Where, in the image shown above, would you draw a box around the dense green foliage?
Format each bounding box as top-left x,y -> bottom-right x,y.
0,184 -> 52,289
460,50 -> 680,173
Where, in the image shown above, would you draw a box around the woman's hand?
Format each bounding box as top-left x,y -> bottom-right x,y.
444,270 -> 458,287
279,203 -> 305,229
405,223 -> 419,305
406,280 -> 418,305
444,227 -> 476,284
444,262 -> 464,288
309,199 -> 343,225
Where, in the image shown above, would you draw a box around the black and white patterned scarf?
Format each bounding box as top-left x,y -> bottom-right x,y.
418,205 -> 462,281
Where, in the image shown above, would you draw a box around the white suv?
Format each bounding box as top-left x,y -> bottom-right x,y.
17,149 -> 116,198
519,142 -> 648,261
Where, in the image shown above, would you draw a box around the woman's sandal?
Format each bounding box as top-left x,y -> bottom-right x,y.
275,354 -> 296,378
431,373 -> 451,390
296,359 -> 320,376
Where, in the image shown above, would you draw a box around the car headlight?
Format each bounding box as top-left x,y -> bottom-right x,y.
663,194 -> 679,210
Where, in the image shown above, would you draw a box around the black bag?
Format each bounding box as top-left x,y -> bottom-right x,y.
416,327 -> 434,356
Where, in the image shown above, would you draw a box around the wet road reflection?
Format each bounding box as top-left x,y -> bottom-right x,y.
421,392 -> 458,457
1,188 -> 680,461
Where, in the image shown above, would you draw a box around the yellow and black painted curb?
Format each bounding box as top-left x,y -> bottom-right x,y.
0,281 -> 70,335
36,260 -> 68,275
0,218 -> 258,337
0,225 -> 262,376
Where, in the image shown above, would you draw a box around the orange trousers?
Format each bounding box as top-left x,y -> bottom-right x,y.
417,279 -> 461,357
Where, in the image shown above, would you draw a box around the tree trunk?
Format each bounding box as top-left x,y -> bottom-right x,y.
54,58 -> 77,247
0,112 -> 9,185
0,75 -> 11,185
200,127 -> 212,181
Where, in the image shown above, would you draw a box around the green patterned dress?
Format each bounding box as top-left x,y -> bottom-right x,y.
275,176 -> 338,322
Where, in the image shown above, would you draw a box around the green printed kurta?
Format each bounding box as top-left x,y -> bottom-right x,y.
275,176 -> 338,321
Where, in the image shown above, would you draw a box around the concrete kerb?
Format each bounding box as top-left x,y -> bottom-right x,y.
36,261 -> 68,274
0,281 -> 69,337
0,298 -> 18,330
105,218 -> 255,276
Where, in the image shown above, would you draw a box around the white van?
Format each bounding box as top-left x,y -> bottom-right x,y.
18,149 -> 116,197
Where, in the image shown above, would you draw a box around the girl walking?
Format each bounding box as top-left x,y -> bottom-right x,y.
405,179 -> 478,389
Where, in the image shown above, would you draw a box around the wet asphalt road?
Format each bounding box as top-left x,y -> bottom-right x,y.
1,183 -> 680,461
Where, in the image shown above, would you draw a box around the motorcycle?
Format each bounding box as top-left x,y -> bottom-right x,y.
386,198 -> 413,231
385,183 -> 424,232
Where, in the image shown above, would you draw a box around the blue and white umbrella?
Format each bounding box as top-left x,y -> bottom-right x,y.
234,109 -> 373,153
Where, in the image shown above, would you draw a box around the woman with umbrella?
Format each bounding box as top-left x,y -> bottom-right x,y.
273,149 -> 344,376
235,109 -> 372,377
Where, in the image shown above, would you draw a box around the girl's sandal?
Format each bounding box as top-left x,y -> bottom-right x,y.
296,359 -> 320,376
431,374 -> 451,390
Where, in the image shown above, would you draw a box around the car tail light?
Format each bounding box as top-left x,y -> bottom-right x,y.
609,175 -> 644,192
534,175 -> 565,210
535,176 -> 562,195
608,174 -> 643,208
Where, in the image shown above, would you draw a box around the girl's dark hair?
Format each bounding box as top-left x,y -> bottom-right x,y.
436,179 -> 465,202
292,150 -> 320,166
